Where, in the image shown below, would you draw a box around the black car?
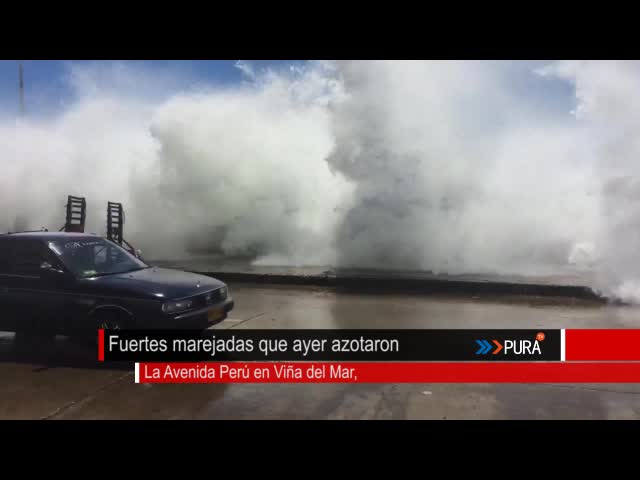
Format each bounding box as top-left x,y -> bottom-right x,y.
0,232 -> 234,336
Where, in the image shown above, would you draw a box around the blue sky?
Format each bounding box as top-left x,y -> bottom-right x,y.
0,60 -> 306,116
0,60 -> 574,118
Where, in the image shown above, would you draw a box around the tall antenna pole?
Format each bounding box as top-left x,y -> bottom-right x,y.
18,61 -> 25,115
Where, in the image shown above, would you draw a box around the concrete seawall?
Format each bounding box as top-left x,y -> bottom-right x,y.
150,259 -> 604,302
196,270 -> 603,301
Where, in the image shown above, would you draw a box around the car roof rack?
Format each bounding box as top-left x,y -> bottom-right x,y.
3,195 -> 141,259
60,195 -> 86,233
107,201 -> 139,257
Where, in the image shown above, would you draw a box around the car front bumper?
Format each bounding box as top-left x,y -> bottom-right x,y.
170,297 -> 235,329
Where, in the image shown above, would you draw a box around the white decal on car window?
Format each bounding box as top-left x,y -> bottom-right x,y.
64,241 -> 102,249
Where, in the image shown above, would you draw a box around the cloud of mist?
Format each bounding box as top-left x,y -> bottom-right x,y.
0,93 -> 158,238
326,60 -> 599,275
2,60 -> 640,301
0,61 -> 352,265
540,60 -> 640,301
134,61 -> 352,263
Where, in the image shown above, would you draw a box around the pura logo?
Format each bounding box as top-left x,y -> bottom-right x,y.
475,339 -> 503,355
475,332 -> 545,356
504,332 -> 546,355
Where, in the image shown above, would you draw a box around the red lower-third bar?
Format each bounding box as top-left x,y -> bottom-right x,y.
134,362 -> 640,384
566,329 -> 640,361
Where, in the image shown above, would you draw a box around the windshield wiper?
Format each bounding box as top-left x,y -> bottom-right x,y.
112,266 -> 151,275
82,272 -> 114,279
83,266 -> 150,278
126,266 -> 151,272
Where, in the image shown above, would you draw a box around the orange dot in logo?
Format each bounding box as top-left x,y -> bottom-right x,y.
536,332 -> 545,342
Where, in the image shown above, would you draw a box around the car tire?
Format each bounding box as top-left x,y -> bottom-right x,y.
94,310 -> 129,331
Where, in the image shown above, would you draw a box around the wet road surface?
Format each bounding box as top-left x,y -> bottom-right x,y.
1,283 -> 640,419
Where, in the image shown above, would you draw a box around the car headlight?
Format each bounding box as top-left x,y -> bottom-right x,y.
219,286 -> 228,299
162,298 -> 195,314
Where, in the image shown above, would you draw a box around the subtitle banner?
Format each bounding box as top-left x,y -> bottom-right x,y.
134,362 -> 640,384
101,329 -> 561,362
98,329 -> 640,384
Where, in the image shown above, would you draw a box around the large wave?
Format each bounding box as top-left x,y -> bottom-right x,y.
2,60 -> 639,301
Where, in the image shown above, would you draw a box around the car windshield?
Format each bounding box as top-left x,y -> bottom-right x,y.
46,238 -> 149,278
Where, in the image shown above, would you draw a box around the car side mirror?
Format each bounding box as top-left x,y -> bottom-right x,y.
136,249 -> 144,260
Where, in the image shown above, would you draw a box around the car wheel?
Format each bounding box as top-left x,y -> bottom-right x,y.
95,311 -> 128,331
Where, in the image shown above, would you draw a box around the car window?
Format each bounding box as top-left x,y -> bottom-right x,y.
93,243 -> 130,267
0,238 -> 10,274
48,238 -> 148,278
9,241 -> 50,276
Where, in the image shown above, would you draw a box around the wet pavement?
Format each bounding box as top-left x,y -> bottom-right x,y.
1,283 -> 640,419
